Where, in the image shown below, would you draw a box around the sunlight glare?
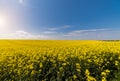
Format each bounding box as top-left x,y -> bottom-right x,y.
0,16 -> 7,29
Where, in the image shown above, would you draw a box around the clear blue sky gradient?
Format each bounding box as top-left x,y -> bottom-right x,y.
0,0 -> 120,39
25,0 -> 120,30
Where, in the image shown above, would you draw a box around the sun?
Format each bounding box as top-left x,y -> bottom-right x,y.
0,16 -> 6,28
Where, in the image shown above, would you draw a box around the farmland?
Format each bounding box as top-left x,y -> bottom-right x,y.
0,40 -> 120,81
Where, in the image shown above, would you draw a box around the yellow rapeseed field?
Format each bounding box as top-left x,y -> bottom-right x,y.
0,40 -> 120,81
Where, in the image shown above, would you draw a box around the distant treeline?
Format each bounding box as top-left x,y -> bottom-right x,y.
101,40 -> 120,41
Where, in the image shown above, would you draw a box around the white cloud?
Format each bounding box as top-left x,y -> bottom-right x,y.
0,30 -> 50,39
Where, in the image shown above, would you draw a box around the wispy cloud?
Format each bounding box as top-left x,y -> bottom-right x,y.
60,28 -> 120,40
0,28 -> 120,40
68,28 -> 109,36
47,25 -> 72,31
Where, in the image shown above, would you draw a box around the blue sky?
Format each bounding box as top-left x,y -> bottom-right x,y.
0,0 -> 120,39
